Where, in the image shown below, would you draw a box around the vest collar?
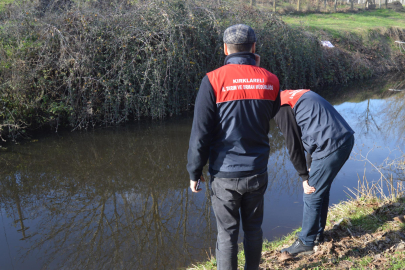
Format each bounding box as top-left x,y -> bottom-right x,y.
224,52 -> 256,66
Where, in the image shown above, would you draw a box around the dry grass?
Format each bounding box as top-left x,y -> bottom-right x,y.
258,176 -> 405,270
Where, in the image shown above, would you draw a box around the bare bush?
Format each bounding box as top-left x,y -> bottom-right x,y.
0,0 -> 378,141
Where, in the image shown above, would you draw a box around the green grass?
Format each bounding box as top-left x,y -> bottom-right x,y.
262,228 -> 301,251
282,9 -> 405,35
0,0 -> 14,11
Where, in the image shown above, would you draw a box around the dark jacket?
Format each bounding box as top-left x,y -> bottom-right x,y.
274,90 -> 354,181
187,52 -> 281,181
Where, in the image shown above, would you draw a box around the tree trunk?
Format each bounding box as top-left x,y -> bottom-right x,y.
385,0 -> 387,8
317,0 -> 320,10
297,0 -> 301,11
324,0 -> 327,10
273,0 -> 276,12
351,0 -> 354,9
334,0 -> 337,11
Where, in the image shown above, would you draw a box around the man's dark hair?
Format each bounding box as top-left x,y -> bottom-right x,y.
226,43 -> 254,53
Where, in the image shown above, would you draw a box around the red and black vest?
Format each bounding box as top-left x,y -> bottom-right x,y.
187,53 -> 281,180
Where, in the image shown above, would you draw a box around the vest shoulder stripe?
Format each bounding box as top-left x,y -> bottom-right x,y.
280,89 -> 310,108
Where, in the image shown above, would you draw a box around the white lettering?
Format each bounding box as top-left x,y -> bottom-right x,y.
289,89 -> 304,99
226,85 -> 237,91
232,78 -> 265,84
256,85 -> 273,90
222,83 -> 273,91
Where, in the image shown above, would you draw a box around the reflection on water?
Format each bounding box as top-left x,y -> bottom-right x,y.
0,123 -> 216,270
0,75 -> 404,270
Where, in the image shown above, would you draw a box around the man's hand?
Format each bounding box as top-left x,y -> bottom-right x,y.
254,54 -> 260,67
190,175 -> 206,193
303,180 -> 315,194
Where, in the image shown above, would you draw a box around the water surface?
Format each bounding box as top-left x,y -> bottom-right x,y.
0,75 -> 404,270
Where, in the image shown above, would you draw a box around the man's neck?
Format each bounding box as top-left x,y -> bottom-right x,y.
224,52 -> 256,66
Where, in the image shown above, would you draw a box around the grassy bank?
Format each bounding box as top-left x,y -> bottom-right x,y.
188,175 -> 405,269
282,9 -> 405,33
283,9 -> 405,75
1,1 -> 405,142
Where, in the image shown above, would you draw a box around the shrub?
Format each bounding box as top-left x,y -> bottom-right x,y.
0,0 -> 375,141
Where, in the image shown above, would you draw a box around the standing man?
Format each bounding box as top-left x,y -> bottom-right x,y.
274,89 -> 355,255
187,24 -> 280,270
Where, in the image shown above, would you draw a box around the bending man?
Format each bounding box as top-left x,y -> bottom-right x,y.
274,89 -> 354,255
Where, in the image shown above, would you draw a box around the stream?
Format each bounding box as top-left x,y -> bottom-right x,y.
0,74 -> 404,270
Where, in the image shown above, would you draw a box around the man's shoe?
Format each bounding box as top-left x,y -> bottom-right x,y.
280,239 -> 314,255
294,232 -> 324,245
314,234 -> 324,245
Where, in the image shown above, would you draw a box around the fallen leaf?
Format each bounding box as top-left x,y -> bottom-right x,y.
326,242 -> 334,255
278,251 -> 294,262
395,242 -> 405,251
338,260 -> 354,268
312,250 -> 324,257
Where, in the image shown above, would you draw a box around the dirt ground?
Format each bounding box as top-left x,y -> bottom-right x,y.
259,198 -> 405,269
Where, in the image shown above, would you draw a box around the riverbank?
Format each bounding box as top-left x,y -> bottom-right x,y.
1,0 -> 404,143
188,177 -> 405,269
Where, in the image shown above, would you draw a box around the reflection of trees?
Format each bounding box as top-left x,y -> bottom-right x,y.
357,99 -> 381,136
379,91 -> 405,182
380,92 -> 405,145
268,120 -> 303,196
0,120 -> 216,270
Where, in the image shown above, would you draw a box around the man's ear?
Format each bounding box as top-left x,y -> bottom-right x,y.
251,42 -> 256,54
224,43 -> 229,56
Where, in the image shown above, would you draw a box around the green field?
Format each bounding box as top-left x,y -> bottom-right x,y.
282,9 -> 405,34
